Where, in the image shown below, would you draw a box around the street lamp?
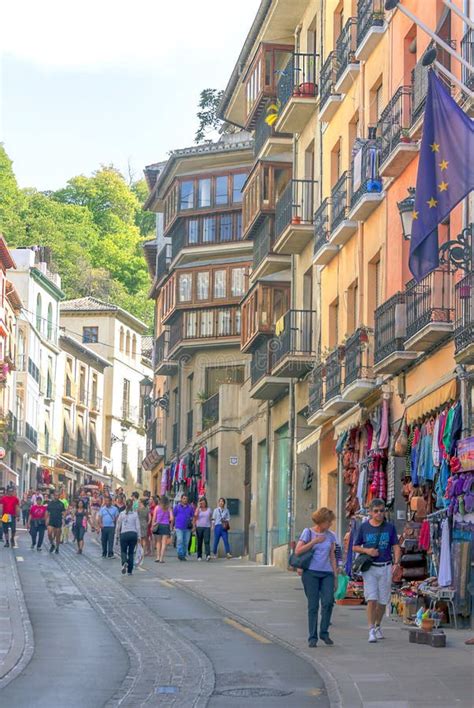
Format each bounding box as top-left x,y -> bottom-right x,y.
397,187 -> 416,240
139,376 -> 153,402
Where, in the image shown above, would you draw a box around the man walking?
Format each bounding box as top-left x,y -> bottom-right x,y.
99,496 -> 119,557
173,494 -> 194,561
0,486 -> 20,548
46,490 -> 65,554
353,498 -> 401,643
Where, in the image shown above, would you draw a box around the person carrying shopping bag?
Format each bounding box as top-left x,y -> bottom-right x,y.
212,497 -> 231,559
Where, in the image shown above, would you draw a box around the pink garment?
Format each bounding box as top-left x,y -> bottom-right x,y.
378,398 -> 389,450
419,520 -> 431,551
199,446 -> 207,485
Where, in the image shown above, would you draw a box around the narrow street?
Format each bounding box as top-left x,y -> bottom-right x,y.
1,530 -> 328,707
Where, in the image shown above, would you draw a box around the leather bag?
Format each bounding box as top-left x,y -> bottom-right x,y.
352,553 -> 374,574
392,412 -> 408,457
289,547 -> 314,571
400,552 -> 425,568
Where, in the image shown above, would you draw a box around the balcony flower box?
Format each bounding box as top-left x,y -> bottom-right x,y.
294,81 -> 317,97
459,284 -> 471,299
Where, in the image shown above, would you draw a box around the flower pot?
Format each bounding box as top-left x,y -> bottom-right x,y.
291,215 -> 301,225
421,618 -> 434,632
459,284 -> 471,299
359,329 -> 369,344
400,136 -> 411,143
298,82 -> 316,96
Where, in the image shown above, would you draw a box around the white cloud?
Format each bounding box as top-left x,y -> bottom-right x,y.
3,0 -> 258,70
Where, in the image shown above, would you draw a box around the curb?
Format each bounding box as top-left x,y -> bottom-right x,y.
168,575 -> 342,708
0,550 -> 34,689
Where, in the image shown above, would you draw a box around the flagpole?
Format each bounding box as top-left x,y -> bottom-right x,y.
442,0 -> 474,31
433,60 -> 474,100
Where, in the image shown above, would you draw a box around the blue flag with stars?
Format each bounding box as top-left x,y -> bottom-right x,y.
409,70 -> 474,282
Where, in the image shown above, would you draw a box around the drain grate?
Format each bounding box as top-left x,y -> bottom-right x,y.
215,687 -> 292,697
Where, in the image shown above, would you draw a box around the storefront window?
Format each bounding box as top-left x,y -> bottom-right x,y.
275,424 -> 289,546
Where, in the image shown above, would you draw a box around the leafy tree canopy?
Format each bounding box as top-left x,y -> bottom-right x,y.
195,88 -> 224,143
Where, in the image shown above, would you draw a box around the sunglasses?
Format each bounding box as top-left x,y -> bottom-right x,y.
372,509 -> 385,513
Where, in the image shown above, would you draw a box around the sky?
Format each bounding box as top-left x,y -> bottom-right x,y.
0,0 -> 259,190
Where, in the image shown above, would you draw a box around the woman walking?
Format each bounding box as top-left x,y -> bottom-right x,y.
194,497 -> 212,561
152,496 -> 173,563
73,500 -> 88,554
116,499 -> 140,575
21,494 -> 32,526
212,498 -> 231,559
29,495 -> 47,551
294,507 -> 338,648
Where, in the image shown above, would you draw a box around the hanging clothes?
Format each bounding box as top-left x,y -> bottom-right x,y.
199,446 -> 207,486
378,398 -> 389,450
438,518 -> 452,587
432,415 -> 441,468
419,519 -> 431,551
448,402 -> 462,456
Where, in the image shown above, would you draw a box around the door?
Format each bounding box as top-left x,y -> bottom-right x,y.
243,439 -> 252,556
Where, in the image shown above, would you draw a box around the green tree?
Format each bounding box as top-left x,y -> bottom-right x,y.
195,88 -> 224,143
0,145 -> 27,241
132,179 -> 156,237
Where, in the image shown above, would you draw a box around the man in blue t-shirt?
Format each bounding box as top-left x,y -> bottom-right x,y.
353,498 -> 401,643
99,496 -> 119,558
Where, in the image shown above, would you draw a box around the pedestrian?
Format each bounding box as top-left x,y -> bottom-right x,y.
115,494 -> 126,514
62,508 -> 72,544
137,498 -> 149,555
29,495 -> 47,551
352,498 -> 401,643
73,500 -> 88,554
131,491 -> 140,511
194,497 -> 212,561
45,490 -> 65,554
0,486 -> 20,548
21,494 -> 32,526
212,497 -> 231,559
295,507 -> 338,648
116,498 -> 140,576
173,494 -> 194,561
90,490 -> 101,532
152,496 -> 173,563
99,495 -> 119,558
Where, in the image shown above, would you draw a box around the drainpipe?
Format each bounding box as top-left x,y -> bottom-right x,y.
264,400 -> 272,565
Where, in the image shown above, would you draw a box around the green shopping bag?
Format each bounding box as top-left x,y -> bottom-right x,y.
189,533 -> 197,554
335,573 -> 349,600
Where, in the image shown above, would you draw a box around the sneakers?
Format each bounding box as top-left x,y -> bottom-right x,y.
4,541 -> 9,548
206,555 -> 211,562
197,557 -> 202,561
121,563 -> 127,575
374,625 -> 384,640
49,544 -> 55,553
308,639 -> 318,648
368,627 -> 377,643
31,544 -> 36,550
321,636 -> 334,646
55,547 -> 59,554
37,547 -> 42,551
226,553 -> 232,559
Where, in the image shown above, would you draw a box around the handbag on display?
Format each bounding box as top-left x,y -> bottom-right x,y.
392,412 -> 408,457
400,552 -> 425,568
402,566 -> 427,579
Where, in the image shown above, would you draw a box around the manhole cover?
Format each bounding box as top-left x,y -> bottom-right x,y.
216,688 -> 292,698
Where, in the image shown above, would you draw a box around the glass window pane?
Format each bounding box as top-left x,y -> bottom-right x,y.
220,214 -> 232,242
179,273 -> 192,302
180,181 -> 194,210
231,268 -> 245,297
198,178 -> 211,208
232,173 -> 247,203
200,311 -> 213,337
188,219 -> 199,244
235,309 -> 241,334
235,212 -> 242,239
215,175 -> 228,205
203,217 -> 216,243
218,310 -> 231,335
185,312 -> 197,338
197,272 -> 209,300
214,270 -> 226,298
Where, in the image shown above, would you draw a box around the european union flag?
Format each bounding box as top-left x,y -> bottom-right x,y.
409,70 -> 474,282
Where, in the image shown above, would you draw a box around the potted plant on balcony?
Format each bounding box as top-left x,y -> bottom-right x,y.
294,57 -> 318,97
195,391 -> 209,404
400,128 -> 412,144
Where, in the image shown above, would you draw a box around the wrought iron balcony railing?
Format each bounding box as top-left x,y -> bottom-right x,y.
336,18 -> 358,82
350,140 -> 382,209
314,198 -> 331,254
202,393 -> 219,430
325,347 -> 344,400
275,179 -> 317,238
356,0 -> 384,48
454,270 -> 474,355
272,310 -> 315,368
344,327 -> 374,387
461,29 -> 474,92
153,331 -> 169,368
405,267 -> 454,340
253,218 -> 273,270
331,171 -> 352,231
308,363 -> 325,415
320,51 -> 339,108
251,337 -> 271,387
277,52 -> 318,112
378,86 -> 413,164
374,292 -> 407,364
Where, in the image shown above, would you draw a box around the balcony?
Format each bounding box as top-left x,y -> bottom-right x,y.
275,52 -> 319,134
330,171 -> 358,246
249,338 -> 290,400
342,327 -> 376,402
244,43 -> 293,129
274,179 -> 317,254
348,140 -> 384,221
454,270 -> 474,364
307,364 -> 331,426
405,267 -> 454,351
202,393 -> 219,431
335,18 -> 360,93
154,330 -> 178,376
254,103 -> 292,160
271,310 -> 316,378
410,47 -> 452,136
355,0 -> 386,62
319,52 -> 343,122
156,243 -> 172,284
251,218 -> 290,281
374,292 -> 417,374
241,278 -> 290,352
461,29 -> 474,113
313,198 -> 338,265
378,86 -> 419,177
171,213 -> 247,264
242,161 -> 291,240
168,306 -> 241,356
322,347 -> 351,416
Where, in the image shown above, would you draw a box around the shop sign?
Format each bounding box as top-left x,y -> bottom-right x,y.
229,456 -> 238,465
458,436 -> 474,472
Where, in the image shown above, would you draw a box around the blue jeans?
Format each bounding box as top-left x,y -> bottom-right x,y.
176,528 -> 191,559
213,524 -> 230,555
302,570 -> 335,642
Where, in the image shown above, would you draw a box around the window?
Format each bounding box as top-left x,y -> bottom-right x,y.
122,379 -> 130,419
215,175 -> 228,205
121,443 -> 128,478
185,311 -> 197,338
47,303 -> 53,340
79,367 -> 86,403
235,212 -> 242,240
132,334 -> 137,360
180,180 -> 194,210
220,214 -> 232,242
205,365 -> 244,396
197,272 -> 209,300
187,373 -> 194,410
218,309 -> 231,335
203,217 -> 216,243
200,311 -> 214,337
232,173 -> 247,203
137,450 -> 143,485
198,178 -> 211,208
178,273 -> 192,302
83,326 -> 98,344
214,270 -> 226,298
91,374 -> 98,409
231,268 -> 245,297
119,327 -> 124,351
188,219 -> 199,244
44,424 -> 50,454
125,331 -> 130,356
36,293 -> 42,332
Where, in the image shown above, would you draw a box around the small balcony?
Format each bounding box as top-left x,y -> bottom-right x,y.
313,198 -> 338,265
410,46 -> 452,136
322,347 -> 351,416
254,107 -> 292,160
307,364 -> 331,426
242,161 -> 292,240
355,0 -> 386,62
342,327 -> 376,402
319,52 -> 343,122
330,171 -> 358,246
168,306 -> 241,356
271,310 -> 316,378
154,330 -> 178,376
244,43 -> 294,130
156,243 -> 172,284
275,52 -> 319,134
241,279 -> 290,352
374,292 -> 417,375
335,18 -> 360,93
274,179 -> 317,254
202,393 -> 219,431
251,217 -> 291,282
171,213 -> 247,264
405,267 -> 454,351
454,270 -> 474,364
249,338 -> 290,400
461,29 -> 474,113
348,140 -> 384,221
378,86 -> 419,177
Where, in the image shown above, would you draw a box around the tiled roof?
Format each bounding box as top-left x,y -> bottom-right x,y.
60,296 -> 148,332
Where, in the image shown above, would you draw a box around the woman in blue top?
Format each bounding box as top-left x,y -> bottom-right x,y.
295,507 -> 338,648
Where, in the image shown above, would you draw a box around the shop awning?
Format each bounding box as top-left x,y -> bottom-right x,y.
406,376 -> 457,424
333,405 -> 368,439
56,454 -> 110,482
296,428 -> 321,455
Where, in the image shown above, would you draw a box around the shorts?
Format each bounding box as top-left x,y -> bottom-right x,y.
3,518 -> 16,533
48,521 -> 63,529
154,524 -> 171,536
362,563 -> 392,605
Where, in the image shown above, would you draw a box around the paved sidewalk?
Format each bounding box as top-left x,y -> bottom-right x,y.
138,550 -> 473,708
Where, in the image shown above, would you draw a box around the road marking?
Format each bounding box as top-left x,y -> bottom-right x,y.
224,617 -> 271,644
16,556 -> 24,562
160,580 -> 174,588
